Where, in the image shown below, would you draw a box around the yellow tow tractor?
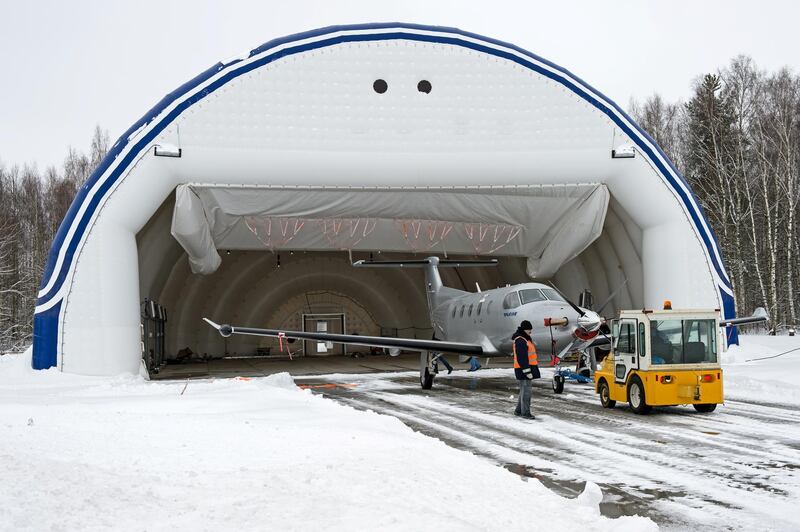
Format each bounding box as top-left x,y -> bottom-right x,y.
594,303 -> 768,414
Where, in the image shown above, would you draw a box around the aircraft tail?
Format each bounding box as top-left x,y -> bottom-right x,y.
353,257 -> 497,308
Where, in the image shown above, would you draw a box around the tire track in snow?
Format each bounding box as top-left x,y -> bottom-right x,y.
370,386 -> 794,510
327,389 -> 684,528
314,372 -> 800,531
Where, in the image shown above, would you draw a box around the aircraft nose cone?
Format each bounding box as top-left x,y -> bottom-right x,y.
577,311 -> 602,332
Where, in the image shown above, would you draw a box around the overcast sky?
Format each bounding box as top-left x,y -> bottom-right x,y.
2,0 -> 799,170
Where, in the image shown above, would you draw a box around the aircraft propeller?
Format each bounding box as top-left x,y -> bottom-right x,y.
546,282 -> 602,335
538,282 -> 606,367
595,278 -> 629,315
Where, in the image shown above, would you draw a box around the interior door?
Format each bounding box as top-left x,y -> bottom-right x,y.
614,319 -> 638,384
303,314 -> 345,355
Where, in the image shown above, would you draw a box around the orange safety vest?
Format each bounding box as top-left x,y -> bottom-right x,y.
512,336 -> 538,367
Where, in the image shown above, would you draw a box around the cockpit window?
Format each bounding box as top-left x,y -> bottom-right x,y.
502,291 -> 521,309
519,289 -> 546,304
541,288 -> 565,302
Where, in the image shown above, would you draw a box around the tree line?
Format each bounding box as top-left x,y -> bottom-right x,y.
631,56 -> 800,331
0,126 -> 109,351
1,55 -> 798,352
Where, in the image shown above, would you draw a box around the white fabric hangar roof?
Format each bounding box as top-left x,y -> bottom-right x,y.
31,23 -> 735,375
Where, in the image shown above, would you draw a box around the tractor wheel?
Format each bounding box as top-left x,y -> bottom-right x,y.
627,376 -> 651,415
599,380 -> 616,408
693,403 -> 717,413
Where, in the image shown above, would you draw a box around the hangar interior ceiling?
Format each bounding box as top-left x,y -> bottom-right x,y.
136,186 -> 642,360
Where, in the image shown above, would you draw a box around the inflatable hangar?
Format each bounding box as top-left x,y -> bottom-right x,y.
32,23 -> 736,375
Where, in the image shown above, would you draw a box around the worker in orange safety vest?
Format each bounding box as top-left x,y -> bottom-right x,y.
513,320 -> 540,419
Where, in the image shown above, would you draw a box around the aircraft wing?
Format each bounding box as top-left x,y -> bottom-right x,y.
719,307 -> 769,327
203,318 -> 484,355
353,258 -> 498,268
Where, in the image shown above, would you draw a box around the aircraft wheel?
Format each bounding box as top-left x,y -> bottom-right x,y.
420,352 -> 434,390
552,374 -> 565,394
693,403 -> 717,413
599,380 -> 616,408
627,376 -> 651,415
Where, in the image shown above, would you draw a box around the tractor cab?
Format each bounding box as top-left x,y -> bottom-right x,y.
595,306 -> 723,414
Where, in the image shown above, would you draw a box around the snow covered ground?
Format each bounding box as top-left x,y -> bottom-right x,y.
1,334 -> 797,531
0,348 -> 653,531
307,335 -> 800,531
723,334 -> 800,406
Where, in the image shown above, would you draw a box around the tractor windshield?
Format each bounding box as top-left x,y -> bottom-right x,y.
650,319 -> 717,364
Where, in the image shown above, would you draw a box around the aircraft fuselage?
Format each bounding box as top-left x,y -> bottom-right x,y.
429,282 -> 593,362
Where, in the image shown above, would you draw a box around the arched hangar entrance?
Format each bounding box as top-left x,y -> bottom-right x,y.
33,23 -> 735,375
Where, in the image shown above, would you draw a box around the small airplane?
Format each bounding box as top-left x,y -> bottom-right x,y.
204,256 -> 610,389
204,256 -> 769,390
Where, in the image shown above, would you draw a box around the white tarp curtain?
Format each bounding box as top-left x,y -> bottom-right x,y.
170,183 -> 609,278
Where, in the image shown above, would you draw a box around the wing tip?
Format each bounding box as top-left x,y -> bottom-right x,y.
203,317 -> 222,329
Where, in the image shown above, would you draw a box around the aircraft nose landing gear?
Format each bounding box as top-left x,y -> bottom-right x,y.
552,373 -> 565,394
552,351 -> 594,394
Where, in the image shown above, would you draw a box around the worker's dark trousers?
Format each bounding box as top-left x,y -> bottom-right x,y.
515,379 -> 532,416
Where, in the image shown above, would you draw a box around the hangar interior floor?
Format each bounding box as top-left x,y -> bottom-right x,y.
149,353 -> 512,380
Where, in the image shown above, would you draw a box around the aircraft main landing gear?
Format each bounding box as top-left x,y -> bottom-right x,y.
420,351 -> 435,389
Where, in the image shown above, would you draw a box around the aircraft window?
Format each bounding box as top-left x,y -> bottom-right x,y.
541,288 -> 565,302
373,79 -> 388,94
451,305 -> 456,318
417,80 -> 432,94
468,304 -> 474,317
460,305 -> 465,318
519,289 -> 546,304
477,301 -> 483,315
502,291 -> 521,309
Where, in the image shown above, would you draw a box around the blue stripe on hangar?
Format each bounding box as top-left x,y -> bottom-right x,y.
33,23 -> 736,369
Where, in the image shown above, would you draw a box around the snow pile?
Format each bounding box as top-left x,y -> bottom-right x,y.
0,345 -> 35,377
724,334 -> 800,405
0,353 -> 655,532
575,481 -> 604,512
